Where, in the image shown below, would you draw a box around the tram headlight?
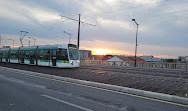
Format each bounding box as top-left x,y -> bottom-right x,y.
71,61 -> 73,65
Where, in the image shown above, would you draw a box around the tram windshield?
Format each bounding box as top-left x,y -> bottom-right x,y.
68,44 -> 79,60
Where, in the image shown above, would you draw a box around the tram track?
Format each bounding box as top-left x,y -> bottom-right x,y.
80,65 -> 188,79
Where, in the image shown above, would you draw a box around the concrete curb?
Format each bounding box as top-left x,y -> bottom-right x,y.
1,66 -> 188,105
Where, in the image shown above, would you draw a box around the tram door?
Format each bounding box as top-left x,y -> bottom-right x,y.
51,50 -> 56,66
0,52 -> 2,62
30,51 -> 35,64
20,51 -> 25,63
5,52 -> 9,63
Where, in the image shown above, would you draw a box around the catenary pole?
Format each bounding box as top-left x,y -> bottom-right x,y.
60,14 -> 95,48
78,14 -> 81,47
0,35 -> 1,48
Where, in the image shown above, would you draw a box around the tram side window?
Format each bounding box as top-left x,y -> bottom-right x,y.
2,52 -> 5,58
2,52 -> 8,58
20,51 -> 26,58
57,49 -> 68,60
39,49 -> 50,60
30,51 -> 35,58
51,49 -> 57,57
10,50 -> 18,58
19,51 -> 23,58
24,51 -> 30,59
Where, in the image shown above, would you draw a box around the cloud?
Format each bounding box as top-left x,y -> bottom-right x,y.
0,0 -> 188,57
97,18 -> 133,30
0,0 -> 60,24
79,39 -> 188,57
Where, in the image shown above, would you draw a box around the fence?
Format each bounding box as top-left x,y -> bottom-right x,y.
80,60 -> 188,71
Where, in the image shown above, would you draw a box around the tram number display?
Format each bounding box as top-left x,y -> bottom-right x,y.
69,47 -> 77,49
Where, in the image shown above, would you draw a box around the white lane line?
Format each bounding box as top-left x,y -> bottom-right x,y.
41,94 -> 93,111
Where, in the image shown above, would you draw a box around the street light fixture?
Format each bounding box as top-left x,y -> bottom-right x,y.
8,39 -> 15,48
28,37 -> 36,46
64,31 -> 72,44
132,19 -> 139,67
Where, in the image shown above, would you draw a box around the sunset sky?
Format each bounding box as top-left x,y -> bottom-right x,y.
0,0 -> 188,58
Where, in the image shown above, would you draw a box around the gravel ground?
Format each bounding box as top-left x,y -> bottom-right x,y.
0,62 -> 188,97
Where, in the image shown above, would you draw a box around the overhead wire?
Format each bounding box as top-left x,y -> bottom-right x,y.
104,0 -> 170,13
18,0 -> 187,38
84,0 -> 171,19
138,8 -> 188,21
87,0 -> 188,23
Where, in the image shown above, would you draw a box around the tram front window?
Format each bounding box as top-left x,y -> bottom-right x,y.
57,49 -> 68,60
68,45 -> 79,60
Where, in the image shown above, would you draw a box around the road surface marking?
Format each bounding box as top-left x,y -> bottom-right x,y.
0,74 -> 46,89
1,67 -> 188,107
41,94 -> 93,111
15,72 -> 188,107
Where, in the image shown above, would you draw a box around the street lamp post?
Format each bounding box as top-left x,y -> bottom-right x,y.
28,40 -> 30,47
8,39 -> 15,48
28,37 -> 36,46
186,60 -> 188,73
132,19 -> 139,67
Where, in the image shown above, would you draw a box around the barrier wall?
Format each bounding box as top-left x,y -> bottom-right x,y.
80,60 -> 188,71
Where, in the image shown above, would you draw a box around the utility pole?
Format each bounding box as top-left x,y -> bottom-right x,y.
78,14 -> 81,47
64,31 -> 72,44
0,35 -> 1,48
60,14 -> 96,48
20,31 -> 29,47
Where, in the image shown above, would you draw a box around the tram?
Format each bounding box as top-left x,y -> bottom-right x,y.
0,44 -> 80,68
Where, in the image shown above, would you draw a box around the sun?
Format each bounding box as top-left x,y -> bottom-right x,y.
91,49 -> 113,55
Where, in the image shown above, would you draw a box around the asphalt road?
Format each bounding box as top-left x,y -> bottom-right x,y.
0,67 -> 187,111
0,62 -> 187,97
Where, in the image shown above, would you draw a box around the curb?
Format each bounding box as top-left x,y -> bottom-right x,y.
1,66 -> 188,105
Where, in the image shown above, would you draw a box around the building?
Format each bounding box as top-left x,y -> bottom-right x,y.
129,57 -> 147,67
2,46 -> 11,48
163,59 -> 178,63
178,56 -> 188,63
139,56 -> 162,62
79,50 -> 92,60
90,55 -> 113,60
106,56 -> 134,66
129,57 -> 146,62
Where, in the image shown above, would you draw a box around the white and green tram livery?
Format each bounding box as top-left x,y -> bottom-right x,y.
0,48 -> 10,63
0,44 -> 80,68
